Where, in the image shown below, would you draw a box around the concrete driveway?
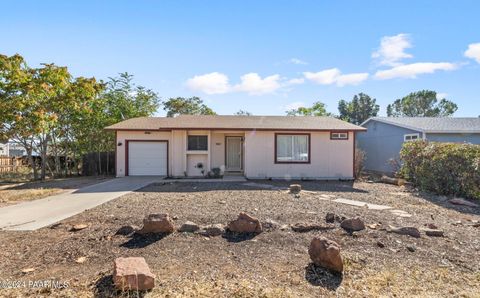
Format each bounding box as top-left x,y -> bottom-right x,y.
0,176 -> 161,231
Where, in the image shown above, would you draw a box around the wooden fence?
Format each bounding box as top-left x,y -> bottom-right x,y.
0,157 -> 23,174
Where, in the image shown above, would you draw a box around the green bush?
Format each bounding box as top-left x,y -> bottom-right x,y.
400,140 -> 480,200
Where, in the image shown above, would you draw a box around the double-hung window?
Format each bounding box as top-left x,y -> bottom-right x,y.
275,134 -> 310,163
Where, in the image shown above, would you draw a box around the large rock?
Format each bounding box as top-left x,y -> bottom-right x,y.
227,212 -> 262,233
308,237 -> 343,273
137,213 -> 175,234
113,257 -> 155,291
179,221 -> 200,233
340,217 -> 365,232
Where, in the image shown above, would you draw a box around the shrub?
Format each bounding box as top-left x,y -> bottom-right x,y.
207,167 -> 223,179
400,140 -> 480,200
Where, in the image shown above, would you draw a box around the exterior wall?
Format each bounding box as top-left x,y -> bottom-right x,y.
116,130 -> 172,177
426,133 -> 480,144
116,129 -> 357,179
244,131 -> 354,179
357,121 -> 421,173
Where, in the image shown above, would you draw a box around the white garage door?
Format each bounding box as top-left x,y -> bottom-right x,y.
128,141 -> 167,176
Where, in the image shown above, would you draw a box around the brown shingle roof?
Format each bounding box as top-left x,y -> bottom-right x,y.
105,115 -> 366,131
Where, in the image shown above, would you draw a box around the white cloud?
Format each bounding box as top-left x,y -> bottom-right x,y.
436,92 -> 448,100
464,43 -> 480,63
374,62 -> 457,80
234,73 -> 282,95
304,68 -> 341,85
186,72 -> 230,94
336,73 -> 370,87
372,33 -> 412,66
285,78 -> 305,85
289,58 -> 308,65
304,68 -> 369,86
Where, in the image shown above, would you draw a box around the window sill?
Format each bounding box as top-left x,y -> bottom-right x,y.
186,151 -> 209,155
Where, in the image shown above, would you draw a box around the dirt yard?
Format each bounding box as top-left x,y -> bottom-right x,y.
0,177 -> 111,207
0,180 -> 479,297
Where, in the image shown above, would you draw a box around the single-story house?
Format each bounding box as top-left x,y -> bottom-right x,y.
357,117 -> 480,173
105,115 -> 366,179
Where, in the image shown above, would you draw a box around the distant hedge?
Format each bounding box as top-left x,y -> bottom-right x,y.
400,140 -> 480,200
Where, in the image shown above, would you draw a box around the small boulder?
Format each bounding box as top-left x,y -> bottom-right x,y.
115,225 -> 138,236
113,257 -> 155,291
388,226 -> 421,238
406,245 -> 416,252
179,221 -> 200,233
138,213 -> 175,234
325,212 -> 335,223
289,184 -> 302,194
340,217 -> 365,232
308,237 -> 343,273
423,228 -> 444,237
227,212 -> 262,233
199,224 -> 225,237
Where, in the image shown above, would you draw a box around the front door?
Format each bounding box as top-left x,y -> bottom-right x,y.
225,137 -> 242,171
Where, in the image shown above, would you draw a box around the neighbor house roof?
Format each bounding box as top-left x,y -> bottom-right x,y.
105,115 -> 366,131
362,117 -> 480,133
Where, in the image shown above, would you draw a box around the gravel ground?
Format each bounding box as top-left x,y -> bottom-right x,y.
0,180 -> 479,297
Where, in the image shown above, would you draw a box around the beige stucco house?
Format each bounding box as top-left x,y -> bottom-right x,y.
105,115 -> 366,180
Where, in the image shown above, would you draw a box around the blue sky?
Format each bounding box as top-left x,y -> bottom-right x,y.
1,1 -> 480,116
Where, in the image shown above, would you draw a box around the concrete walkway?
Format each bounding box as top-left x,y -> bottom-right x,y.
0,176 -> 161,231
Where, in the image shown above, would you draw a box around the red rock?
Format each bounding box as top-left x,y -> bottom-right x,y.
113,257 -> 155,291
227,212 -> 262,233
138,213 -> 175,234
308,237 -> 343,273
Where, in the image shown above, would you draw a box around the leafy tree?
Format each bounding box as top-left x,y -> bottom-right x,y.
387,90 -> 457,117
286,101 -> 332,116
162,96 -> 216,117
234,110 -> 252,116
338,93 -> 379,125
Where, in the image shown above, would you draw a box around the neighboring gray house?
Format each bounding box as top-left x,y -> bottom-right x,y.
357,117 -> 480,173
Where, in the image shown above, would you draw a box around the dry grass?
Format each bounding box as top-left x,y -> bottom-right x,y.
0,177 -> 110,206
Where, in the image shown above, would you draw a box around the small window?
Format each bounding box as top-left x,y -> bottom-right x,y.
188,135 -> 208,151
330,132 -> 348,140
275,134 -> 310,163
404,133 -> 420,141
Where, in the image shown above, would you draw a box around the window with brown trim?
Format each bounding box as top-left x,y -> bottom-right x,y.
188,135 -> 208,150
275,134 -> 310,163
330,132 -> 348,140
